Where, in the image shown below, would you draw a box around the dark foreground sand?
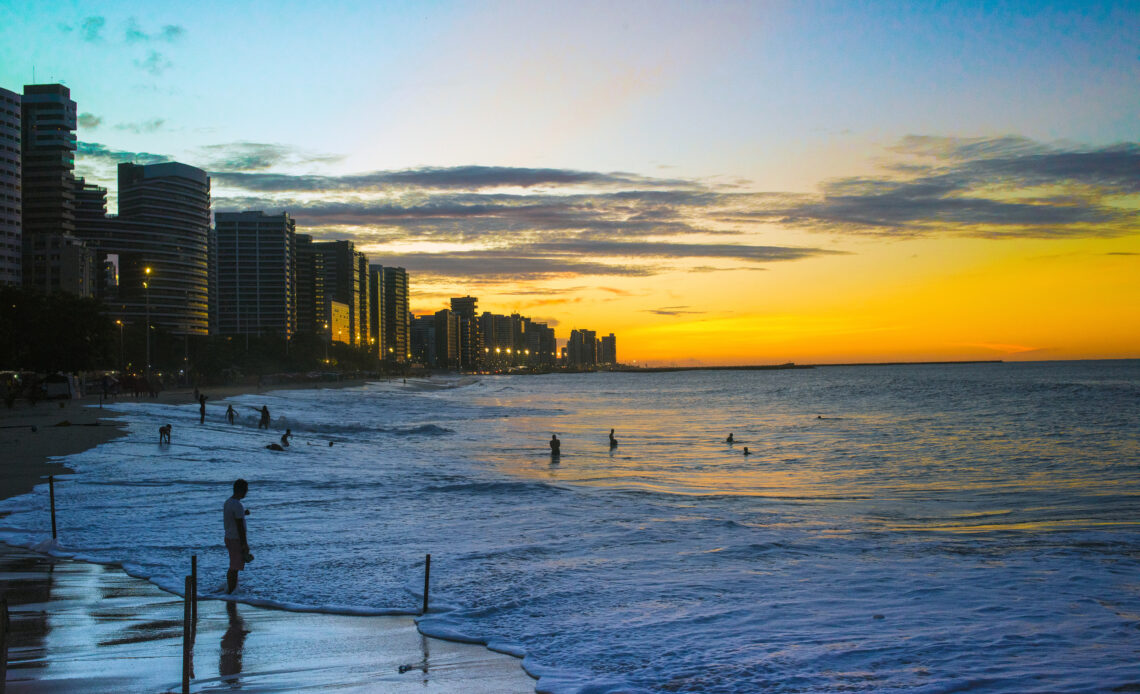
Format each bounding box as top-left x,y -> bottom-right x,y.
1,385 -> 535,693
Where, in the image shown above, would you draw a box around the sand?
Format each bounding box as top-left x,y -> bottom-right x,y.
0,383 -> 536,693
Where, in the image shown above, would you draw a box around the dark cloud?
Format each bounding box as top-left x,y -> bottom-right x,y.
761,137 -> 1140,239
115,118 -> 165,134
200,142 -> 344,172
80,16 -> 105,42
379,250 -> 658,281
78,113 -> 103,130
648,306 -> 705,316
77,142 -> 171,166
211,165 -> 691,193
134,50 -> 172,76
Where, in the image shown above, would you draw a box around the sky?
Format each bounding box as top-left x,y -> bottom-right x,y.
2,0 -> 1137,365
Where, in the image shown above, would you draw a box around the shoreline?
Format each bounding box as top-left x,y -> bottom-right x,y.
0,378 -> 537,693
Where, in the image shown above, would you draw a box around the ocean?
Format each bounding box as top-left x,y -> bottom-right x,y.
2,360 -> 1138,693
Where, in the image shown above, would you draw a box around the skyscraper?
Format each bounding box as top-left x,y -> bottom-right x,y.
214,211 -> 297,337
379,266 -> 409,362
77,162 -> 211,334
599,333 -> 617,364
367,264 -> 385,356
311,240 -> 364,346
450,295 -> 480,370
433,308 -> 460,370
294,234 -> 324,335
20,83 -> 93,296
0,87 -> 20,286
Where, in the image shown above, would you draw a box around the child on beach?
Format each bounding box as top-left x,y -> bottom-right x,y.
158,424 -> 171,444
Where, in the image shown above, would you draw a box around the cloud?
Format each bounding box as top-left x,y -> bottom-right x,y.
134,50 -> 173,75
78,113 -> 103,130
125,18 -> 185,43
199,142 -> 344,172
80,16 -> 105,42
648,306 -> 705,316
211,165 -> 692,192
77,142 -> 171,166
115,118 -> 165,134
378,250 -> 658,281
761,137 -> 1140,239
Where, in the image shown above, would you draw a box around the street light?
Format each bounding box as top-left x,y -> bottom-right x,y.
115,320 -> 124,373
143,267 -> 152,379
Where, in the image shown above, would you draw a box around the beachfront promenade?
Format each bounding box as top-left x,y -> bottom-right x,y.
0,388 -> 535,693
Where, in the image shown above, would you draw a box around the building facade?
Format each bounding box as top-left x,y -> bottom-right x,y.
214,211 -> 297,337
379,266 -> 408,363
77,162 -> 211,335
20,83 -> 92,296
0,87 -> 20,286
450,295 -> 480,370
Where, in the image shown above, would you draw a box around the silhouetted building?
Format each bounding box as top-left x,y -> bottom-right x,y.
77,162 -> 211,335
355,251 -> 369,347
295,234 -> 324,335
0,87 -> 20,286
311,240 -> 366,347
567,329 -> 597,367
523,318 -> 557,365
214,211 -> 297,337
327,300 -> 350,344
600,333 -> 617,365
376,266 -> 408,362
450,295 -> 481,370
20,83 -> 93,296
434,309 -> 460,370
410,314 -> 435,366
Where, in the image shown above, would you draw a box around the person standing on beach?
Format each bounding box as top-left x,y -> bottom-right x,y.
550,434 -> 561,457
608,429 -> 618,448
258,406 -> 270,430
224,479 -> 251,594
226,404 -> 236,425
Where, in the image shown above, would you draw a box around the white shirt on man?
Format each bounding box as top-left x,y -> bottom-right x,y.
224,496 -> 246,540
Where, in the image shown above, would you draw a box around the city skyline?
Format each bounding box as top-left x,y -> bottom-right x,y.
2,1 -> 1137,365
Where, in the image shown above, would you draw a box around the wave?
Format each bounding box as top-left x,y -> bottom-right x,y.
426,480 -> 567,496
268,417 -> 454,437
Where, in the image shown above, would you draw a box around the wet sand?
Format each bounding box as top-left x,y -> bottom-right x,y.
1,383 -> 536,693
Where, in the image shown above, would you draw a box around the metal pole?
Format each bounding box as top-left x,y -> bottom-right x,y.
145,282 -> 151,379
49,475 -> 57,540
422,554 -> 431,615
182,575 -> 192,693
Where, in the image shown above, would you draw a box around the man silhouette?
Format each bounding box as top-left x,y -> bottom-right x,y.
224,479 -> 251,594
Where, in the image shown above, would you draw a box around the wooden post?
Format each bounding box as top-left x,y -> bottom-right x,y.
191,555 -> 198,625
182,575 -> 192,693
1,592 -> 9,688
49,475 -> 57,540
422,554 -> 431,615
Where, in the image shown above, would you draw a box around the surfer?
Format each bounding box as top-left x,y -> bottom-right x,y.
265,443 -> 285,451
226,404 -> 236,424
550,434 -> 561,457
608,428 -> 618,448
726,433 -> 734,444
280,429 -> 292,447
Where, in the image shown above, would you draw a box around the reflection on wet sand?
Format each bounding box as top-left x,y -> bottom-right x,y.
0,545 -> 534,693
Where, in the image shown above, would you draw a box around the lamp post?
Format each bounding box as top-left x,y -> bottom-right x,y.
115,320 -> 124,373
324,323 -> 330,363
143,267 -> 152,379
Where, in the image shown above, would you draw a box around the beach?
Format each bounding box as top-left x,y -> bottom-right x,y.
0,384 -> 536,693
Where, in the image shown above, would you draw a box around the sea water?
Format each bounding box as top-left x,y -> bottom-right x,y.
2,361 -> 1139,693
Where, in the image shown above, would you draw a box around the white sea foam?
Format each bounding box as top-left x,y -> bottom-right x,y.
2,363 -> 1139,692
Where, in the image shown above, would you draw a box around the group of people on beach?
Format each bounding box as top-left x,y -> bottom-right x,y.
548,429 -> 751,458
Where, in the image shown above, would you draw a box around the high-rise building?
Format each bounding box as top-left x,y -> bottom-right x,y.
377,266 -> 409,362
567,329 -> 598,367
0,87 -> 20,286
20,83 -> 93,296
409,314 -> 435,366
450,296 -> 481,370
523,318 -> 557,365
214,211 -> 297,337
295,234 -> 324,335
311,240 -> 364,347
433,309 -> 460,370
77,162 -> 211,334
367,264 -> 385,356
600,333 -> 617,364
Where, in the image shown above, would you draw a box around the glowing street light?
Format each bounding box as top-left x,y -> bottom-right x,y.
143,267 -> 152,378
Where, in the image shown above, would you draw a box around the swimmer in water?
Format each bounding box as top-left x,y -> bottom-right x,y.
550,434 -> 561,457
609,428 -> 618,448
726,433 -> 734,444
226,404 -> 236,424
742,447 -> 751,456
280,429 -> 292,447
